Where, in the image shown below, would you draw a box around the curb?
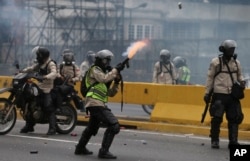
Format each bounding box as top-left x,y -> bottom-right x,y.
78,114 -> 250,141
16,111 -> 250,141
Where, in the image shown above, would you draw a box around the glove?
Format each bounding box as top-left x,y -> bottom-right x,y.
115,63 -> 125,72
106,66 -> 112,72
203,94 -> 210,104
114,74 -> 121,84
36,75 -> 45,82
240,81 -> 246,88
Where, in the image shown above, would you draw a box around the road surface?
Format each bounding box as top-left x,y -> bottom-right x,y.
1,120 -> 249,161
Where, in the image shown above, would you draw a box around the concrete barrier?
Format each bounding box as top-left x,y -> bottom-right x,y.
1,76 -> 250,131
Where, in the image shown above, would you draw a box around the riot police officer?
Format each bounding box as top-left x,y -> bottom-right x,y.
79,50 -> 96,78
56,49 -> 82,109
204,40 -> 245,149
20,46 -> 57,135
152,49 -> 177,84
58,49 -> 80,86
74,49 -> 124,159
173,56 -> 191,85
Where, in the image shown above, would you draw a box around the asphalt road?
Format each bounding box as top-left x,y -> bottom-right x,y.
2,120 -> 249,161
105,102 -> 150,118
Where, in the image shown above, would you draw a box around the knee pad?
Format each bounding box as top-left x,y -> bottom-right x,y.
211,116 -> 223,125
209,100 -> 224,117
108,123 -> 120,135
227,112 -> 244,124
236,113 -> 244,124
226,102 -> 244,124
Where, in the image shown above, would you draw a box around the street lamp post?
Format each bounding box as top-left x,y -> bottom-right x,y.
127,2 -> 147,40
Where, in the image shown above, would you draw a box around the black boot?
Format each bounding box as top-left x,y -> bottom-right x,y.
98,131 -> 117,159
75,129 -> 93,155
47,112 -> 56,135
210,117 -> 222,149
211,141 -> 220,149
20,122 -> 35,133
228,123 -> 240,149
75,146 -> 93,155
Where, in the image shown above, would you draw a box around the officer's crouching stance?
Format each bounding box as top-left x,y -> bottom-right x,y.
74,49 -> 125,159
204,40 -> 245,149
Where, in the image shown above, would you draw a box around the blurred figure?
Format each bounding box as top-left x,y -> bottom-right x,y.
80,51 -> 96,78
56,49 -> 83,110
152,49 -> 177,84
79,51 -> 95,112
57,49 -> 80,86
204,40 -> 245,149
173,56 -> 191,85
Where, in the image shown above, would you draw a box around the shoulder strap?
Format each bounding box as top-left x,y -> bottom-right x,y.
213,55 -> 223,78
225,59 -> 239,83
59,64 -> 63,75
225,61 -> 234,83
85,66 -> 99,93
72,64 -> 76,77
45,60 -> 55,72
162,63 -> 173,78
234,59 -> 239,71
157,62 -> 162,75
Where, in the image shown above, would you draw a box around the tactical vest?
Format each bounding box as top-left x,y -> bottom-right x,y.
179,66 -> 191,82
86,66 -> 108,102
38,60 -> 56,75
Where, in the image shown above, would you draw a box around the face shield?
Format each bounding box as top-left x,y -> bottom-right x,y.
160,55 -> 170,64
63,53 -> 74,65
36,52 -> 45,65
101,56 -> 112,67
224,47 -> 235,59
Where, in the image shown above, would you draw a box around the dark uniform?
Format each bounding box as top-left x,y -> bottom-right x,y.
204,40 -> 245,149
75,49 -> 124,159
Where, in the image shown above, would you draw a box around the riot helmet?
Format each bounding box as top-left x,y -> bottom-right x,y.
86,50 -> 96,64
219,40 -> 237,59
62,49 -> 75,65
95,49 -> 114,70
32,46 -> 50,65
173,56 -> 186,68
160,49 -> 171,64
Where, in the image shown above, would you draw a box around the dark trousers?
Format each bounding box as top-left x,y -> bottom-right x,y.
76,106 -> 120,152
209,93 -> 243,143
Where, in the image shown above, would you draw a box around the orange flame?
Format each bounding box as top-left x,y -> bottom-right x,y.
123,40 -> 148,59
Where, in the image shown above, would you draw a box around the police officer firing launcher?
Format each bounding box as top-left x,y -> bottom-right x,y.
75,49 -> 125,159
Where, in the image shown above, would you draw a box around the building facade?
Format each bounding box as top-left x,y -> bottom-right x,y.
1,0 -> 250,84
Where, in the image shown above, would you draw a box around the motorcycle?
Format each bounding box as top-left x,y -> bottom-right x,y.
0,71 -> 80,135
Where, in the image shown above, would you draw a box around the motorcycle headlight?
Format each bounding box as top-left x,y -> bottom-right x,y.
23,84 -> 39,97
12,80 -> 19,87
30,86 -> 39,96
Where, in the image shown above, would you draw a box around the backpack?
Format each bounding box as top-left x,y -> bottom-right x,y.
80,66 -> 98,97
